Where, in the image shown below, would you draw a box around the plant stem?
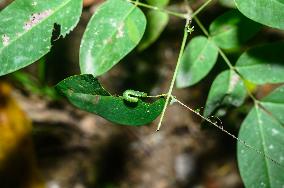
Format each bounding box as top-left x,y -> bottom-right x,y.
193,15 -> 259,101
194,15 -> 236,70
193,17 -> 209,36
156,21 -> 190,131
128,0 -> 187,19
218,48 -> 235,70
191,0 -> 214,18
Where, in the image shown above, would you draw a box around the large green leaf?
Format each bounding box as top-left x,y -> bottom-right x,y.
56,74 -> 165,126
0,0 -> 83,76
236,42 -> 284,84
237,105 -> 284,187
204,70 -> 246,117
176,36 -> 218,88
235,0 -> 284,30
209,10 -> 261,49
79,0 -> 146,76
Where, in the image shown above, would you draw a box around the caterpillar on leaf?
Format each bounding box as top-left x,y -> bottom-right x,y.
123,90 -> 147,102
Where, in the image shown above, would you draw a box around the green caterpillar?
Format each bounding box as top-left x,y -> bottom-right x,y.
123,90 -> 147,102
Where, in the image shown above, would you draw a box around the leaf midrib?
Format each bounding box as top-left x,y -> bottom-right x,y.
255,106 -> 273,187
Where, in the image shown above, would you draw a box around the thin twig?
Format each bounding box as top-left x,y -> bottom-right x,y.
191,0 -> 214,18
156,19 -> 191,131
128,0 -> 187,19
173,97 -> 284,168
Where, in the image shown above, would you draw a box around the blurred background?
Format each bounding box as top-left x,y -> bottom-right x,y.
0,0 -> 283,187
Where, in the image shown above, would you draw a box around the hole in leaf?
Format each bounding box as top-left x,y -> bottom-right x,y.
50,23 -> 61,45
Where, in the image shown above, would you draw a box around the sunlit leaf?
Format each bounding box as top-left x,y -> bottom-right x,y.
0,0 -> 83,76
176,36 -> 218,88
235,0 -> 284,30
79,0 -> 146,76
56,74 -> 165,126
237,105 -> 284,187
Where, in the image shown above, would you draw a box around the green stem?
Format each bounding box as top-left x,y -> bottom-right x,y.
156,22 -> 190,131
194,16 -> 259,101
191,0 -> 214,18
194,16 -> 233,72
218,48 -> 235,70
128,0 -> 187,19
193,17 -> 209,37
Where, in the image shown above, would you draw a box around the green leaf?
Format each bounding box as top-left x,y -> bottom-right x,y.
209,10 -> 261,49
138,10 -> 169,51
237,105 -> 284,187
146,0 -> 170,7
236,42 -> 284,84
56,74 -> 110,96
0,0 -> 83,76
176,36 -> 219,88
219,0 -> 236,8
56,74 -> 165,126
203,70 -> 246,117
138,0 -> 170,50
79,0 -> 146,76
261,85 -> 284,125
235,0 -> 284,30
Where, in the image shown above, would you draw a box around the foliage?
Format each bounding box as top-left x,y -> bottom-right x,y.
0,0 -> 283,186
209,9 -> 261,50
237,86 -> 284,188
79,0 -> 146,76
0,0 -> 82,76
56,74 -> 165,126
176,36 -> 218,87
235,0 -> 284,30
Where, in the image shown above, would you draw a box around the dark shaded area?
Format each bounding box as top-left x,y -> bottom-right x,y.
94,134 -> 132,187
